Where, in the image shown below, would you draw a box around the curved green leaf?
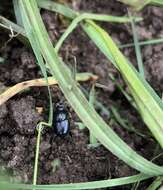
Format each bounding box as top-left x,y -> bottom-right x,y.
83,20 -> 163,148
0,174 -> 150,189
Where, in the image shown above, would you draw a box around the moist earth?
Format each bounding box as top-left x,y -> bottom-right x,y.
0,0 -> 163,189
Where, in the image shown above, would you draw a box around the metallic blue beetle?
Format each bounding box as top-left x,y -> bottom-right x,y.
53,103 -> 70,137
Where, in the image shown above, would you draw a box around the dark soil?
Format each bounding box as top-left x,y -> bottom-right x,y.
0,0 -> 163,189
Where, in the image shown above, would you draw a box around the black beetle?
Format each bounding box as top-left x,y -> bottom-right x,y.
53,103 -> 70,137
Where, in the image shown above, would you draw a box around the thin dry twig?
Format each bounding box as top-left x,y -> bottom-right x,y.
0,73 -> 98,106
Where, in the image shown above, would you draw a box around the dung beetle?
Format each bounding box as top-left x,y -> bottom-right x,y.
53,103 -> 70,137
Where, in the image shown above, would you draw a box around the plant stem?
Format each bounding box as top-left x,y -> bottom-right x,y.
33,125 -> 42,189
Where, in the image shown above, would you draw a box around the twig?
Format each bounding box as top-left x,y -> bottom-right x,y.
0,73 -> 98,106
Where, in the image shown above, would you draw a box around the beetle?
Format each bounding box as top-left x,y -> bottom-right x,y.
53,103 -> 70,137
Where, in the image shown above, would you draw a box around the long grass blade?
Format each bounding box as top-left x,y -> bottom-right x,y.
37,0 -> 77,19
83,20 -> 163,148
120,38 -> 163,48
55,13 -> 142,52
17,1 -> 53,187
117,0 -> 163,10
37,0 -> 142,23
89,84 -> 99,146
33,125 -> 43,187
129,12 -> 144,78
146,176 -> 163,190
13,0 -> 23,26
151,0 -> 163,6
0,174 -> 151,190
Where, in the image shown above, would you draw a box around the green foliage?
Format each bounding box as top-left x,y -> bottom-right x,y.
0,0 -> 163,189
19,0 -> 163,176
129,12 -> 144,78
0,174 -> 151,190
117,0 -> 163,10
83,20 -> 163,148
